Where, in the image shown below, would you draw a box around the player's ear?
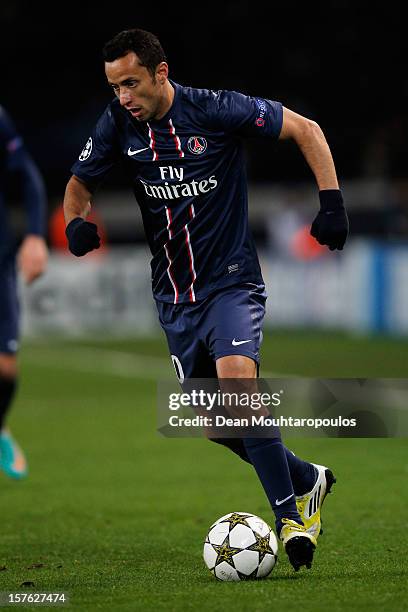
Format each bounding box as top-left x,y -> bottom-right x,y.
156,62 -> 169,84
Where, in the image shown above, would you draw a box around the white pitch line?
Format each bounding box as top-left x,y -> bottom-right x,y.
23,345 -> 281,380
23,346 -> 172,380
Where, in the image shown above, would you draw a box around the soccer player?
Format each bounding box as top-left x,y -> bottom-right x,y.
63,29 -> 348,570
0,105 -> 48,478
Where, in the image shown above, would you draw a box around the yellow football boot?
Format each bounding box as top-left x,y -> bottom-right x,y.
296,464 -> 336,539
280,518 -> 317,571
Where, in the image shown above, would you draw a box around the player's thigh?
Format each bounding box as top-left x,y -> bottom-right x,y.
155,300 -> 216,381
202,283 -> 266,366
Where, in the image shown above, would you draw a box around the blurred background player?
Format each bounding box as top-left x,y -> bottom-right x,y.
63,29 -> 347,570
0,105 -> 48,479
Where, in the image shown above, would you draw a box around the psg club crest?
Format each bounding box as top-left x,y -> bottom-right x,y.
79,137 -> 92,161
187,136 -> 207,155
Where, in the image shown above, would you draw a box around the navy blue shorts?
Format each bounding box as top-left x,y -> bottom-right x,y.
156,283 -> 266,381
0,258 -> 19,354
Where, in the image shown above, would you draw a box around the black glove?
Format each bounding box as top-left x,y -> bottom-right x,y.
310,189 -> 349,251
65,217 -> 101,256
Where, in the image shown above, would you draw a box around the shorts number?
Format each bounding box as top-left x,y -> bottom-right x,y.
171,355 -> 184,384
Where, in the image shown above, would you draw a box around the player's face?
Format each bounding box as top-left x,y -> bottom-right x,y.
105,52 -> 169,122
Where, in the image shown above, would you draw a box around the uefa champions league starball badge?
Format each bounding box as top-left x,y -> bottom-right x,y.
79,137 -> 93,161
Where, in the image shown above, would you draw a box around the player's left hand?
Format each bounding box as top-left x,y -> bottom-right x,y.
17,234 -> 48,284
310,189 -> 349,251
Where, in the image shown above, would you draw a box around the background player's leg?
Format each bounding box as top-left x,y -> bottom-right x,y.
0,354 -> 18,429
0,353 -> 27,479
0,261 -> 27,479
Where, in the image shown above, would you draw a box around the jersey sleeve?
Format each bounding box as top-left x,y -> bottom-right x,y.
0,105 -> 24,158
0,106 -> 46,236
71,104 -> 121,191
208,90 -> 283,139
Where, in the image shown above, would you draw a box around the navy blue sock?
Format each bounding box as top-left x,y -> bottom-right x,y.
0,376 -> 17,430
210,438 -> 317,496
284,449 -> 318,496
209,438 -> 252,463
243,437 -> 302,534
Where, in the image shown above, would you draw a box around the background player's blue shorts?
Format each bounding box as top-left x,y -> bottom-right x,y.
156,283 -> 266,381
0,258 -> 19,354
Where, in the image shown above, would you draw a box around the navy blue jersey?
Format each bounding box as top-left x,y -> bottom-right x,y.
71,83 -> 282,303
0,105 -> 46,260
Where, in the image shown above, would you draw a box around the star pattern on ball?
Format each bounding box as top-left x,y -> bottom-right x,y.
212,535 -> 242,567
247,530 -> 274,563
218,512 -> 253,530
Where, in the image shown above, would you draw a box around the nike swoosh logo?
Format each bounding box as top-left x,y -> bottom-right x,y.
275,493 -> 294,506
231,339 -> 252,346
127,147 -> 149,156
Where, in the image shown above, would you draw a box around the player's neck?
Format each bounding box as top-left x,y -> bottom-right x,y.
155,80 -> 175,121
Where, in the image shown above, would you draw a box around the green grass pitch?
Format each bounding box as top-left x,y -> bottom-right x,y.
0,331 -> 407,611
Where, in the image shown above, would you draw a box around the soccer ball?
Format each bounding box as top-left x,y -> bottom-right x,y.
203,512 -> 278,581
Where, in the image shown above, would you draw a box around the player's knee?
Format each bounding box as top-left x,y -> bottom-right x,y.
216,355 -> 256,379
216,356 -> 258,419
0,353 -> 18,379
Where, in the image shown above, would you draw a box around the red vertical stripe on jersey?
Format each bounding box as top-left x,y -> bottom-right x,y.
165,206 -> 179,303
147,123 -> 158,161
184,204 -> 196,302
166,206 -> 174,239
168,119 -> 185,158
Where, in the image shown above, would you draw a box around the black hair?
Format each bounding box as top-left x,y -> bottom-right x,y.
102,29 -> 166,77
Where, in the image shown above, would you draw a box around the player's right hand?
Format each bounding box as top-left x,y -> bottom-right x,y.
65,217 -> 101,256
